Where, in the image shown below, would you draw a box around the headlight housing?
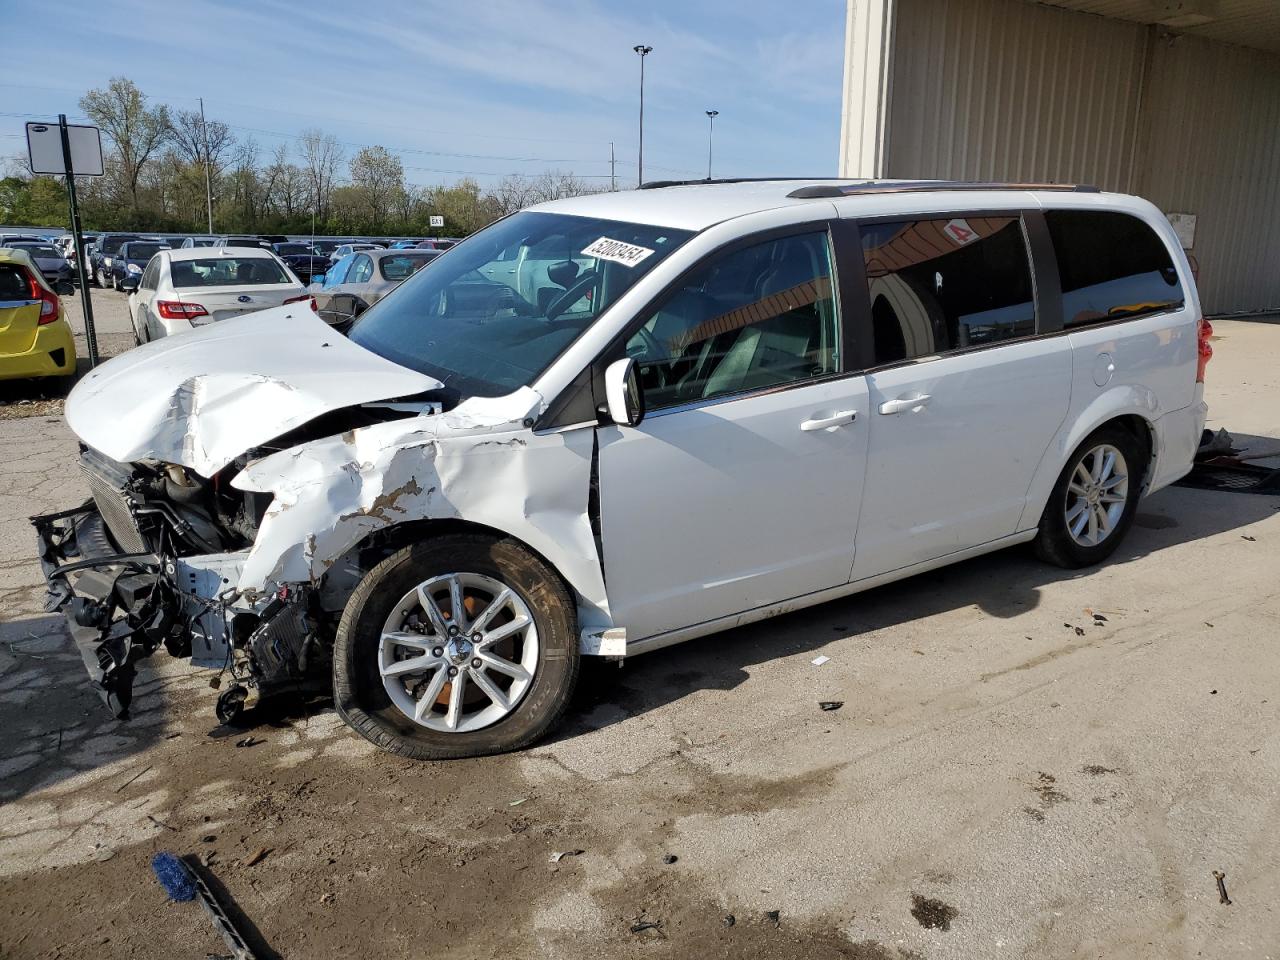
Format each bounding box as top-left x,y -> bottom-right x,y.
127,263 -> 142,275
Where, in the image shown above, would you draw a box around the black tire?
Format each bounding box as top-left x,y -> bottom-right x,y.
333,533 -> 579,760
1034,423 -> 1147,568
92,266 -> 103,287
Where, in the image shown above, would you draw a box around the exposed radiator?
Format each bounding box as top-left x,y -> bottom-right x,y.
80,450 -> 148,554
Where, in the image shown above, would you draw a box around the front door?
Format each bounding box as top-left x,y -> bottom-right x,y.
850,213 -> 1072,580
597,228 -> 869,641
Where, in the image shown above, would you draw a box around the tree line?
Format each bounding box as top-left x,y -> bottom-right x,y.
1,77 -> 603,237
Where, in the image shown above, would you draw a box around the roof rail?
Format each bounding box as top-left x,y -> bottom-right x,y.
638,177 -> 850,190
786,180 -> 1100,199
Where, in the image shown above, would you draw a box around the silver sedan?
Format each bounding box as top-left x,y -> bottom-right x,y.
314,248 -> 441,325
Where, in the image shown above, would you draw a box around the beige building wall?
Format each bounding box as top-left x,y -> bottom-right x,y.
842,0 -> 1280,313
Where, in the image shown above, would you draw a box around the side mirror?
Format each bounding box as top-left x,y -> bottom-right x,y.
55,279 -> 75,296
603,357 -> 645,427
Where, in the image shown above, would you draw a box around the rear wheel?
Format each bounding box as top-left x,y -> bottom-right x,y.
1035,423 -> 1145,568
333,534 -> 579,760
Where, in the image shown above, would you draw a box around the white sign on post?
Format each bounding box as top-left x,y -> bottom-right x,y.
429,215 -> 445,229
26,122 -> 105,176
1166,212 -> 1197,250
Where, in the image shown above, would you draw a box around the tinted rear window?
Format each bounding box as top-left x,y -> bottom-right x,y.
379,253 -> 437,280
170,258 -> 291,287
1045,211 -> 1184,328
0,263 -> 31,299
12,244 -> 60,258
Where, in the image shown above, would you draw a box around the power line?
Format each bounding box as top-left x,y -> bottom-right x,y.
1,107 -> 700,177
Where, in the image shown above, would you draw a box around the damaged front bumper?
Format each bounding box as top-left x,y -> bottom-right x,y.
34,500 -> 313,721
34,503 -> 170,717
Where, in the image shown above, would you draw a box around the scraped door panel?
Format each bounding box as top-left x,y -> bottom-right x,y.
597,377 -> 869,641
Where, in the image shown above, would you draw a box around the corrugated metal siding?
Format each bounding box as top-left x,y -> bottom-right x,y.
1137,33 -> 1280,313
886,0 -> 1149,189
881,0 -> 1280,313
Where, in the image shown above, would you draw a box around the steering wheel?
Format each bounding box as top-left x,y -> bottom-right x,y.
626,325 -> 670,389
545,271 -> 598,321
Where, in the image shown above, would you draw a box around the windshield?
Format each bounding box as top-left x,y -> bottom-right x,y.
101,236 -> 139,255
171,257 -> 292,287
125,243 -> 166,260
349,211 -> 693,397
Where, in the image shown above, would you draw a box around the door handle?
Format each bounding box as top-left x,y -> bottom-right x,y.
877,394 -> 932,415
800,410 -> 858,431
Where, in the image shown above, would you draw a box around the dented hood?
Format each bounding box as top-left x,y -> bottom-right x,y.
65,306 -> 441,475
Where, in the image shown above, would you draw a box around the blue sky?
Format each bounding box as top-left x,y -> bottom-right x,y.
1,0 -> 847,189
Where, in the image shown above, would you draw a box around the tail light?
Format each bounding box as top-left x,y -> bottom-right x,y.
283,294 -> 318,312
156,300 -> 209,320
28,271 -> 59,325
1196,317 -> 1213,383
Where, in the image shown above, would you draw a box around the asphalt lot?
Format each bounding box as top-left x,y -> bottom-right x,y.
0,317 -> 1278,959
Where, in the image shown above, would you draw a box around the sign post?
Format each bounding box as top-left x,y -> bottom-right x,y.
27,117 -> 104,367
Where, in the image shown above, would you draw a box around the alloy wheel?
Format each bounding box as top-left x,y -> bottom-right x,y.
1064,443 -> 1129,547
378,572 -> 539,733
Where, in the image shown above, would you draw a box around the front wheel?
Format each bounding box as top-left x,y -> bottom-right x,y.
333,533 -> 579,760
1034,423 -> 1146,568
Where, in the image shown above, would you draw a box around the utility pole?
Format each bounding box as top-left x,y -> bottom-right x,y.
199,97 -> 213,234
609,141 -> 616,192
705,110 -> 719,179
633,45 -> 652,187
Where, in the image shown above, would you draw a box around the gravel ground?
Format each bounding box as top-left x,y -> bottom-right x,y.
0,320 -> 1278,960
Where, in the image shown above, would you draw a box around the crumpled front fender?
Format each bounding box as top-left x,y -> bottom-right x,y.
231,387 -> 612,629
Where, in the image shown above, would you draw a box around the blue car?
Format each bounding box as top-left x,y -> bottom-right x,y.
110,240 -> 170,292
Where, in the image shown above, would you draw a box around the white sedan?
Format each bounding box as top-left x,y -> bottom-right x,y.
128,247 -> 313,342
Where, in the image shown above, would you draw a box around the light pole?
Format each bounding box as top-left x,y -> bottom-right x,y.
633,44 -> 652,186
705,110 -> 719,179
199,97 -> 214,235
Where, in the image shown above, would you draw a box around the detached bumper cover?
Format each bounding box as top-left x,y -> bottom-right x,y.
33,503 -> 168,718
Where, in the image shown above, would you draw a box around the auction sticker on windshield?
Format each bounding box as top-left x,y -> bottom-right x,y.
581,236 -> 655,267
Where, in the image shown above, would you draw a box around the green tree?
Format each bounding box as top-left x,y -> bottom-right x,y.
80,77 -> 171,214
349,146 -> 404,229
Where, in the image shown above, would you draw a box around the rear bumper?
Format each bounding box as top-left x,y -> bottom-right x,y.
0,321 -> 76,380
1149,388 -> 1209,494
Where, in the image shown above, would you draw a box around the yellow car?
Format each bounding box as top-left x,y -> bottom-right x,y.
0,247 -> 76,380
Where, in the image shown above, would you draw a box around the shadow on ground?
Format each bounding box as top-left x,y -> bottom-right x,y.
0,611 -> 174,804
557,481 -> 1279,740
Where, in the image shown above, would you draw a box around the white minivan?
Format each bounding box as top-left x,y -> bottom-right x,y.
36,180 -> 1210,759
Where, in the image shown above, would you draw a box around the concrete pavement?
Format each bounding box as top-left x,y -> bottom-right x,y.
1,320 -> 1277,960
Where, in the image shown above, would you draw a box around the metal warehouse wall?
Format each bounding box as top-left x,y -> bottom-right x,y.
885,0 -> 1148,190
1138,33 -> 1280,314
879,0 -> 1280,314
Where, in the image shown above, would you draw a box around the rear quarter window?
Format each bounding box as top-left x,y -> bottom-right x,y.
1045,210 -> 1184,328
